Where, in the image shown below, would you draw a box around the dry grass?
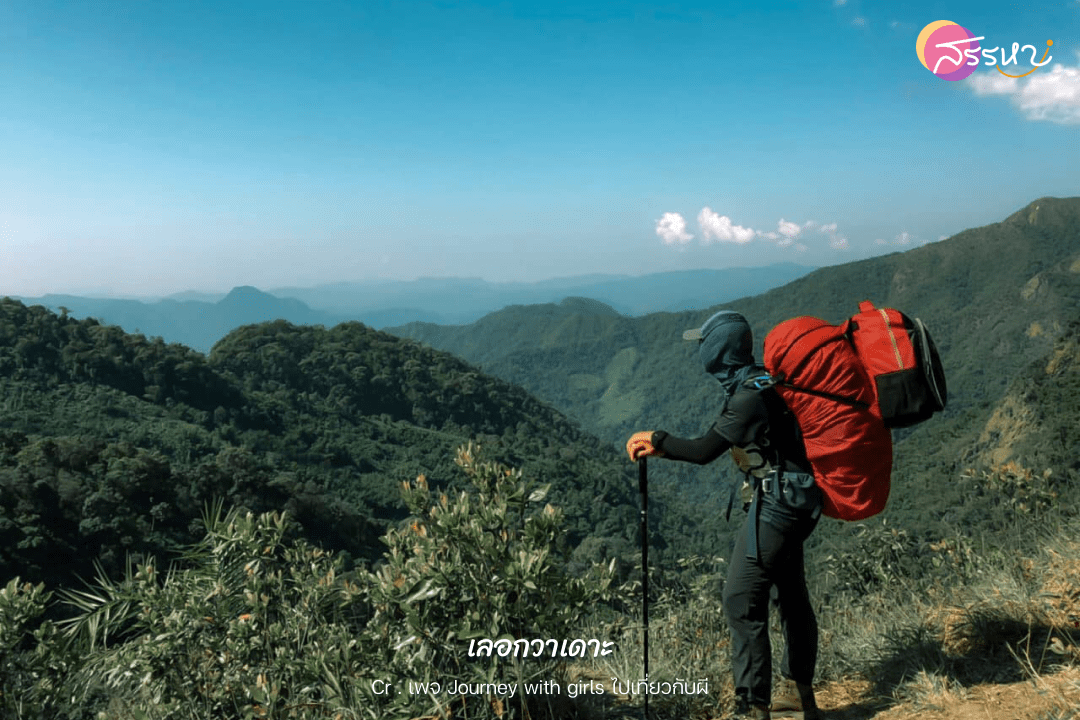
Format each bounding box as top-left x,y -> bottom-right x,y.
808,523 -> 1080,720
565,505 -> 1080,720
844,665 -> 1080,720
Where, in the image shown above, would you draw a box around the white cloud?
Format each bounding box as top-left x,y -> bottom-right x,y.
876,230 -> 935,248
966,54 -> 1080,125
655,212 -> 693,245
777,218 -> 803,239
815,222 -> 846,250
968,73 -> 1020,96
852,16 -> 866,27
1017,62 -> 1080,124
833,0 -> 847,5
658,209 -> 856,253
698,207 -> 756,244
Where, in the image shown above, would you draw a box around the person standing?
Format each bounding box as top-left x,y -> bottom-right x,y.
626,310 -> 824,720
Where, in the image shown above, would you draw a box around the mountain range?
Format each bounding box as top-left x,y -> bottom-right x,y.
268,263 -> 816,320
3,195 -> 1078,587
387,196 -> 1080,529
5,264 -> 815,353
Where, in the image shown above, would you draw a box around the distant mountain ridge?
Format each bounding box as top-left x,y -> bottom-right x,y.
4,264 -> 816,353
8,286 -> 336,355
270,263 -> 817,319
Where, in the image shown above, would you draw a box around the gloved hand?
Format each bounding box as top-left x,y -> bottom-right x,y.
626,431 -> 663,461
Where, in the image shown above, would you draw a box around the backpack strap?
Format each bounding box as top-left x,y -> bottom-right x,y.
777,381 -> 871,410
733,374 -> 787,561
746,480 -> 763,560
743,373 -> 777,391
742,372 -> 870,410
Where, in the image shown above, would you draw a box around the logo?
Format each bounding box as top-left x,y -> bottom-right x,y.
916,20 -> 1053,81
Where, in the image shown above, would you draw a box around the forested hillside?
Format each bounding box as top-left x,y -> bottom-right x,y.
389,196 -> 1080,516
0,300 -> 714,589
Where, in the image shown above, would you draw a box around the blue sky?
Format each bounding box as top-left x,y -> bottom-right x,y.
1,0 -> 1078,297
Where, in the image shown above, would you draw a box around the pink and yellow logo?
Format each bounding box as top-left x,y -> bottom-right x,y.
916,20 -> 982,80
917,20 -> 1053,81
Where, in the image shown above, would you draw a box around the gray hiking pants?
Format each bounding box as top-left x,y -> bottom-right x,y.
723,508 -> 819,707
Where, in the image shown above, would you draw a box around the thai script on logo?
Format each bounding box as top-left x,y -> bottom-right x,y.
916,20 -> 1053,81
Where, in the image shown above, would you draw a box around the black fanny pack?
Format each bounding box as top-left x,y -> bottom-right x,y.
770,471 -> 822,515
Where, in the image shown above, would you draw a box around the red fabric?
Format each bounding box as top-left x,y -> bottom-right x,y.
765,316 -> 893,521
851,303 -> 917,407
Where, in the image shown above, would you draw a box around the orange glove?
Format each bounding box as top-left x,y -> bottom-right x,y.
626,431 -> 663,462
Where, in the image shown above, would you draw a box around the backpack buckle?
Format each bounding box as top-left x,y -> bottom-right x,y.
760,474 -> 774,495
745,374 -> 777,391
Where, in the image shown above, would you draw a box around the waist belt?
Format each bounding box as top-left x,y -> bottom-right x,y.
744,469 -> 822,561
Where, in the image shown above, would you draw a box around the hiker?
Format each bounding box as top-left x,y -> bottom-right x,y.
626,310 -> 823,720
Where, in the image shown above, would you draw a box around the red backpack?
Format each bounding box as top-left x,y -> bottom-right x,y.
763,301 -> 946,521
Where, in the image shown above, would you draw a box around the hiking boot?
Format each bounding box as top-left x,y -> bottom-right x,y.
733,695 -> 771,719
770,677 -> 822,720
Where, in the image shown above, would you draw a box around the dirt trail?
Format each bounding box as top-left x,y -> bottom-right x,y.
807,667 -> 1080,720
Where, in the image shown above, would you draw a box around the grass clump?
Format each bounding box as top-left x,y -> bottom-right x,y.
576,555 -> 731,719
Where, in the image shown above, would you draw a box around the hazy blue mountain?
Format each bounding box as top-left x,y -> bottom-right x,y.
5,265 -> 816,353
9,286 -> 340,354
164,290 -> 228,302
269,263 -> 817,322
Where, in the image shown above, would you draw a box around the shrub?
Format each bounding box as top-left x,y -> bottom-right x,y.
0,578 -> 77,719
59,506 -> 374,719
364,441 -> 616,719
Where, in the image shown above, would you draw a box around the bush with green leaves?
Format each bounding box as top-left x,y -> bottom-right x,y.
364,441 -> 617,719
0,578 -> 80,720
59,505 -> 375,719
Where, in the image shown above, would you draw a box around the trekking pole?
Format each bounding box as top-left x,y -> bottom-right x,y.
638,456 -> 649,720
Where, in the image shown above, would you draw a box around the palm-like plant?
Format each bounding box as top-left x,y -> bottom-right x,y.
59,501 -> 374,719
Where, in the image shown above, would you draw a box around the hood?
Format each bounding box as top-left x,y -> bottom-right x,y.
695,310 -> 762,394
